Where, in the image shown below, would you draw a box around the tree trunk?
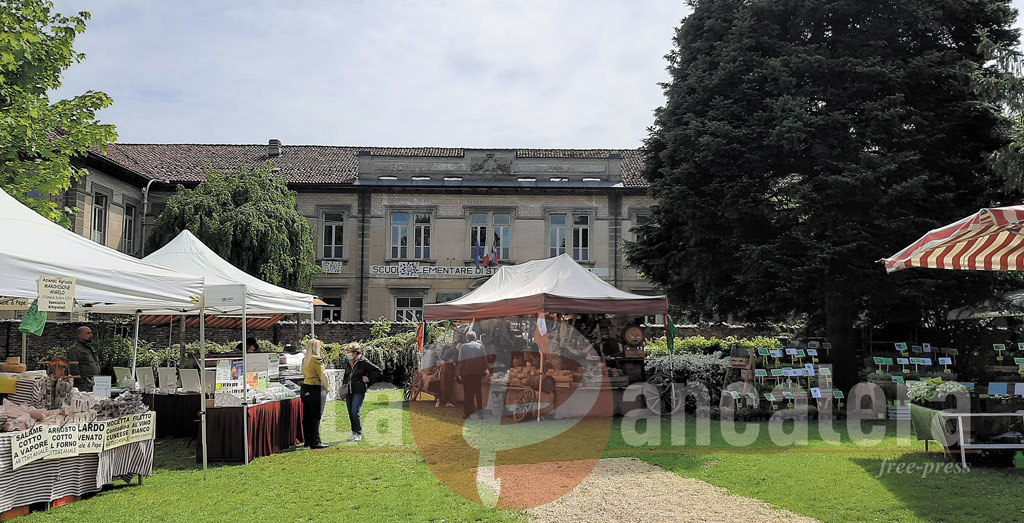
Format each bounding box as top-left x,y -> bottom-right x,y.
825,291 -> 859,393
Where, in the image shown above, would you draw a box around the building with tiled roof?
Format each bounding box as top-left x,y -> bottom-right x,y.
69,140 -> 658,323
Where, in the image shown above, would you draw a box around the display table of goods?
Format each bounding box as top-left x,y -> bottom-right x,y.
141,392 -> 202,439
197,386 -> 302,462
0,383 -> 156,517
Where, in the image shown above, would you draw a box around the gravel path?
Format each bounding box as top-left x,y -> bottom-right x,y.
526,458 -> 819,523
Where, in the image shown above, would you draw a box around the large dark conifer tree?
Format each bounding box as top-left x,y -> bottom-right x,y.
629,0 -> 1021,387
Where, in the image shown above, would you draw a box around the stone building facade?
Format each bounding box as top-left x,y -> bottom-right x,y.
57,141 -> 659,323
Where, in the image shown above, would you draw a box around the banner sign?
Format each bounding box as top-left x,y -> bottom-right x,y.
103,416 -> 132,450
0,297 -> 33,311
370,263 -> 500,278
77,420 -> 107,454
45,424 -> 79,460
11,424 -> 52,470
37,275 -> 76,313
129,413 -> 156,443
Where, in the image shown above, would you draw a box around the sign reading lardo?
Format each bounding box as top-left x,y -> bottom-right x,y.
78,420 -> 107,454
37,275 -> 76,313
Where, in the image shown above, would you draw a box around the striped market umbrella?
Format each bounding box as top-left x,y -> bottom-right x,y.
883,206 -> 1024,273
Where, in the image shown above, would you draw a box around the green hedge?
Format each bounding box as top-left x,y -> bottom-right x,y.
645,335 -> 778,357
44,337 -> 284,374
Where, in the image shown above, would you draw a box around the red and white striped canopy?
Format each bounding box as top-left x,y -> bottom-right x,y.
884,206 -> 1024,273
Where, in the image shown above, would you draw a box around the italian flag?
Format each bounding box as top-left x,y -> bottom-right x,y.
416,321 -> 430,352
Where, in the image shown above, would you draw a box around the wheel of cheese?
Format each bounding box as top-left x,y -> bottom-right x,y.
0,363 -> 27,372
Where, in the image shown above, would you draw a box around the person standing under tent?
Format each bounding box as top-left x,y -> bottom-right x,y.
67,326 -> 100,392
301,339 -> 331,449
458,331 -> 488,419
342,343 -> 381,442
436,343 -> 459,408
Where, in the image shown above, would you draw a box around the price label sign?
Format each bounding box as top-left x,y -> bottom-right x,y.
786,348 -> 798,356
833,390 -> 845,399
819,367 -> 832,376
922,343 -> 932,353
938,357 -> 953,366
994,344 -> 1007,352
897,358 -> 910,365
873,357 -> 886,365
758,348 -> 770,356
795,349 -> 806,358
771,369 -> 784,377
892,376 -> 905,383
754,369 -> 768,377
911,345 -> 922,353
770,350 -> 783,359
807,349 -> 818,357
810,387 -> 822,399
807,341 -> 820,349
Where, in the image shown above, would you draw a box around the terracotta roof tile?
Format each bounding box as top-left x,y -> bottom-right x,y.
89,143 -> 649,187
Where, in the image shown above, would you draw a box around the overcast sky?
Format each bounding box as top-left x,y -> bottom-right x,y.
50,1 -> 1024,149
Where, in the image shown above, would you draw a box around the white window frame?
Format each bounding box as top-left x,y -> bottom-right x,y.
548,211 -> 593,261
322,211 -> 345,260
390,210 -> 433,260
395,296 -> 424,322
91,192 -> 109,245
315,288 -> 345,322
121,203 -> 137,255
468,211 -> 512,261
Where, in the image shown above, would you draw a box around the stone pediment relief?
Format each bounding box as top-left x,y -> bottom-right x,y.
372,161 -> 467,173
468,154 -> 514,174
514,163 -> 607,174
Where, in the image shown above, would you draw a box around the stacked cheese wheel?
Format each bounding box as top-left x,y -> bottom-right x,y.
0,357 -> 27,373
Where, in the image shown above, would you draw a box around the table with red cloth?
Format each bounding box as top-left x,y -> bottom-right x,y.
141,393 -> 202,438
197,397 -> 304,462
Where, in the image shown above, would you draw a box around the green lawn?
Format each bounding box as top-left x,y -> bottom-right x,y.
20,391 -> 1024,522
604,417 -> 1024,522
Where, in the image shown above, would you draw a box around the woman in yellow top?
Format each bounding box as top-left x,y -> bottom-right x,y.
301,339 -> 331,449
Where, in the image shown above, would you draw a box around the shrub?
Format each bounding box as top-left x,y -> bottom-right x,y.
645,335 -> 778,357
646,352 -> 730,405
907,380 -> 968,405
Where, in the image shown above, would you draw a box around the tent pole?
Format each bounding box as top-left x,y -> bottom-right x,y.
310,313 -> 315,339
242,299 -> 249,466
180,315 -> 186,366
200,309 -> 208,480
21,333 -> 27,366
131,311 -> 140,380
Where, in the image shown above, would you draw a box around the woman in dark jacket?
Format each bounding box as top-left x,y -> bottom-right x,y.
342,343 -> 382,442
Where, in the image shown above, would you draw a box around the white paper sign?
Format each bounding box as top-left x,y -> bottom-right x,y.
37,275 -> 75,313
180,368 -> 201,393
785,349 -> 798,356
11,424 -> 52,470
137,367 -> 156,390
268,354 -> 280,378
938,357 -> 953,366
810,387 -> 822,399
93,376 -> 111,399
44,424 -> 79,460
77,421 -> 107,454
158,367 -> 177,391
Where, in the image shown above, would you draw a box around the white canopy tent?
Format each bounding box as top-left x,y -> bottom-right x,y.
140,230 -> 315,470
424,253 -> 668,320
0,187 -> 204,367
0,187 -> 204,314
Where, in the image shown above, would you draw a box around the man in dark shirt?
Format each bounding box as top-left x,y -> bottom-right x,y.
458,332 -> 488,419
67,326 -> 101,392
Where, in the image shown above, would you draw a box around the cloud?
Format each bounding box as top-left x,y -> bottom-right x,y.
49,0 -> 686,148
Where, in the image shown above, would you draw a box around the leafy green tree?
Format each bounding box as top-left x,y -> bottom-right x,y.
628,0 -> 1021,388
150,164 -> 320,292
0,0 -> 116,226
